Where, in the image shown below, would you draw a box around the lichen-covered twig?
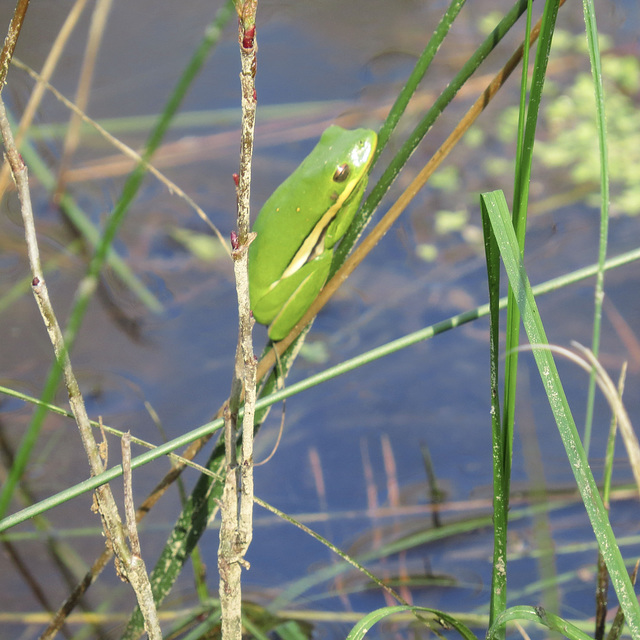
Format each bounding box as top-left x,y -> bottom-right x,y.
217,3 -> 258,639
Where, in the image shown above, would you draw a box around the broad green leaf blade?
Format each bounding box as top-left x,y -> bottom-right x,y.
481,189 -> 640,637
481,197 -> 508,629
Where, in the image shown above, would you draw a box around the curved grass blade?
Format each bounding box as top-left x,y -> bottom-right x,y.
346,605 -> 477,640
488,605 -> 593,640
481,189 -> 640,637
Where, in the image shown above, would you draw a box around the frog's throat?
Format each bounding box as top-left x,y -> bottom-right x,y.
280,180 -> 359,282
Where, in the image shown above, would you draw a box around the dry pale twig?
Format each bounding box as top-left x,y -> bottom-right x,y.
11,57 -> 229,254
0,95 -> 163,639
122,433 -> 141,558
0,0 -> 87,198
217,3 -> 258,639
518,342 -> 640,496
54,0 -> 113,199
0,0 -> 29,90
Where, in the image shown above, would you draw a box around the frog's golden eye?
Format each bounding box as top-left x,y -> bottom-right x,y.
333,163 -> 351,183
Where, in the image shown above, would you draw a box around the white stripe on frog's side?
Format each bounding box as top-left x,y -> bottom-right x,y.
280,182 -> 355,281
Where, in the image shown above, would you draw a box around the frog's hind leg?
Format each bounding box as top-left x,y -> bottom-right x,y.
268,258 -> 330,341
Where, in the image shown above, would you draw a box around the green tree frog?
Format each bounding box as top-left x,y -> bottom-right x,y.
248,125 -> 377,341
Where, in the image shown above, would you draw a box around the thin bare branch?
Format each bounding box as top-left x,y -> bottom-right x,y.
55,0 -> 113,199
0,0 -> 29,90
0,0 -> 88,197
11,57 -> 229,254
0,96 -> 162,639
218,3 -> 258,638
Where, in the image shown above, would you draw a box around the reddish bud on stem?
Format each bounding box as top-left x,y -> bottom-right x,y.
242,25 -> 256,49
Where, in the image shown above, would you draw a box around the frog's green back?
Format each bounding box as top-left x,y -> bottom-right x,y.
248,125 -> 377,336
249,126 -> 376,295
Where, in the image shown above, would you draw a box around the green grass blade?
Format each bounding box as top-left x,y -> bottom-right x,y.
489,605 -> 594,640
24,101 -> 349,139
481,196 -> 508,629
374,0 -> 466,158
502,0 -> 561,513
513,0 -> 561,219
580,0 -> 610,455
2,244 -> 640,531
346,605 -> 477,640
481,189 -> 640,637
333,0 -> 531,270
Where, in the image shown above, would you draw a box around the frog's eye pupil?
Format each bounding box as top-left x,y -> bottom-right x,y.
333,163 -> 350,183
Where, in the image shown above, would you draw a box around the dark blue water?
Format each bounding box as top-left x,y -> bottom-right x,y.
1,1 -> 639,638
